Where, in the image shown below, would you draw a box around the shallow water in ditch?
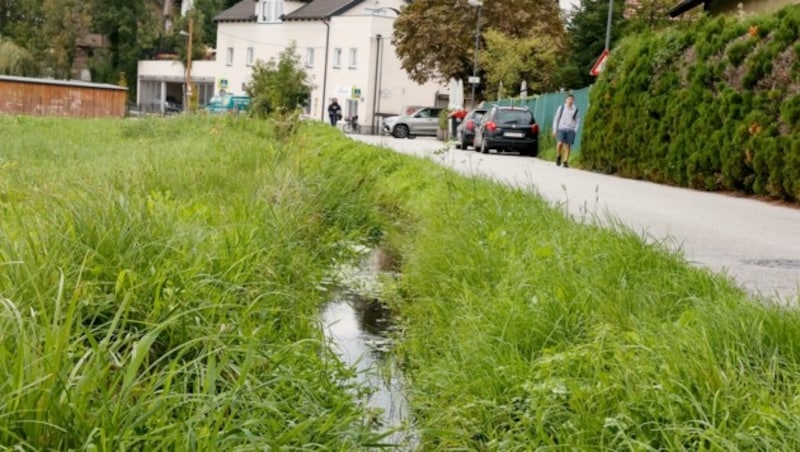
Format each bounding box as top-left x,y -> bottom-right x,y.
321,247 -> 417,449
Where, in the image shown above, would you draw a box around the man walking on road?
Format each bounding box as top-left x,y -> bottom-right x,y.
552,94 -> 579,168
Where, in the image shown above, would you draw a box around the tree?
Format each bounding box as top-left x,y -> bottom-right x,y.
0,37 -> 39,76
481,29 -> 560,97
39,0 -> 91,78
193,0 -> 240,47
623,0 -> 678,34
90,0 -> 161,92
0,0 -> 45,64
244,42 -> 313,118
392,0 -> 564,96
559,0 -> 626,89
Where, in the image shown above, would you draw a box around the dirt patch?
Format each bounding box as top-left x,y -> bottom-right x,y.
757,46 -> 798,91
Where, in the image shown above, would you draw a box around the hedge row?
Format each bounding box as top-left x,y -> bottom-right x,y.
583,5 -> 800,202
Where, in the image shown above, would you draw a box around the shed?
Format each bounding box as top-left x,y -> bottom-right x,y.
0,75 -> 128,118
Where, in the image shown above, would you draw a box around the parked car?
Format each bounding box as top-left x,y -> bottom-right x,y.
455,107 -> 488,150
382,106 -> 443,139
205,94 -> 251,115
473,105 -> 540,157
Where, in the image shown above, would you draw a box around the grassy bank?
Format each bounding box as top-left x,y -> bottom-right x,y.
302,125 -> 800,449
0,115 -> 388,449
4,115 -> 800,449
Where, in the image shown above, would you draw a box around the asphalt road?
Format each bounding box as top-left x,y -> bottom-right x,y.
348,134 -> 800,305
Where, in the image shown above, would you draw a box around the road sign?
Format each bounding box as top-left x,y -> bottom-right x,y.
590,49 -> 609,76
468,76 -> 480,84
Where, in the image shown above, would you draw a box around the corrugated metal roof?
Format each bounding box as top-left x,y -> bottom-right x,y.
0,75 -> 127,91
214,0 -> 258,22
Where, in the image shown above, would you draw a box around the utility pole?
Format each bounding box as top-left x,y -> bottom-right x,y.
468,0 -> 482,108
185,14 -> 194,112
605,0 -> 613,50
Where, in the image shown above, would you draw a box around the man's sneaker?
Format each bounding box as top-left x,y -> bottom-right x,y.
556,156 -> 562,166
563,161 -> 569,168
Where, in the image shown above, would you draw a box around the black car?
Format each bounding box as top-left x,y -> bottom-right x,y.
473,105 -> 539,157
455,108 -> 488,150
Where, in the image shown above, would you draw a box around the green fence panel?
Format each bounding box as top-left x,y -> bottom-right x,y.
487,86 -> 591,153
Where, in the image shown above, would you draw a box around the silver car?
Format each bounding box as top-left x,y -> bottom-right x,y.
382,106 -> 443,139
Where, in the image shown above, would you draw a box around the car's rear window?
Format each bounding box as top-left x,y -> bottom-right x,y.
496,109 -> 533,124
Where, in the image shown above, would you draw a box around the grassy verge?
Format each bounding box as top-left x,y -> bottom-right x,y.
0,115 -> 387,449
302,124 -> 800,449
4,115 -> 800,449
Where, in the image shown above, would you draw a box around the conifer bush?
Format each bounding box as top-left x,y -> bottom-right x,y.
584,4 -> 800,202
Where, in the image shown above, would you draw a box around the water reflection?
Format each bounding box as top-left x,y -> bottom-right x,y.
321,292 -> 416,450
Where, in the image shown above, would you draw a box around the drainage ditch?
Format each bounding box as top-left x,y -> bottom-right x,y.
321,246 -> 417,449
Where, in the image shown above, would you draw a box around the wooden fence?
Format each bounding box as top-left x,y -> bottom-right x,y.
0,75 -> 127,118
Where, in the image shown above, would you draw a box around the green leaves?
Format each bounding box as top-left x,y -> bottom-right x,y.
583,4 -> 800,202
245,42 -> 313,118
392,0 -> 565,96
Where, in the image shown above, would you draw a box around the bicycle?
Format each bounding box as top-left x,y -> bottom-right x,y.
343,115 -> 359,134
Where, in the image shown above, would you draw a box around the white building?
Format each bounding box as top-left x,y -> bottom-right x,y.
137,0 -> 447,133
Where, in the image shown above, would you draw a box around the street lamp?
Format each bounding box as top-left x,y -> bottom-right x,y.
468,0 -> 482,108
179,14 -> 194,112
605,0 -> 613,50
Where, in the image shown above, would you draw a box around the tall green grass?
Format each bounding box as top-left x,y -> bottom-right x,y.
5,115 -> 800,450
0,115 -> 388,449
301,126 -> 800,449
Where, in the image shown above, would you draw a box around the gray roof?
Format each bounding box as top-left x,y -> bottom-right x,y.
283,0 -> 364,20
0,75 -> 127,91
214,0 -> 258,22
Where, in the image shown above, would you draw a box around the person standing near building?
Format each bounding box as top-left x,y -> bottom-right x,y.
552,94 -> 579,168
328,98 -> 342,127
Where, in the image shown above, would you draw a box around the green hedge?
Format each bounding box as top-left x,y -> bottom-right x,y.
583,5 -> 800,202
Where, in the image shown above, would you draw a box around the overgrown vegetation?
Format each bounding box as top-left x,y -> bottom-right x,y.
0,115 -> 385,449
3,115 -> 800,449
584,4 -> 800,202
245,42 -> 313,119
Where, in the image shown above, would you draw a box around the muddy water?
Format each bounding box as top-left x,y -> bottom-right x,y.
321,248 -> 417,449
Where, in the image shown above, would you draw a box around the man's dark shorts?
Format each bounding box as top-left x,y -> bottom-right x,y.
557,129 -> 576,145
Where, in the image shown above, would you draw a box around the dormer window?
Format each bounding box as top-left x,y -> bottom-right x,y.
259,0 -> 283,23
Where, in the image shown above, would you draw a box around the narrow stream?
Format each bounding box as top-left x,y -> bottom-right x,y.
321,247 -> 417,449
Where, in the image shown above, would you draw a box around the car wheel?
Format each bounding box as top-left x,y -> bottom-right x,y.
393,124 -> 409,139
526,142 -> 539,157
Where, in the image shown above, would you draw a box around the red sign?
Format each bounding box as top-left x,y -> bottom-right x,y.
590,49 -> 609,76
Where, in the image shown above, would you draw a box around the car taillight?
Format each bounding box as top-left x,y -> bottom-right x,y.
486,121 -> 497,132
530,123 -> 539,134
466,120 -> 475,131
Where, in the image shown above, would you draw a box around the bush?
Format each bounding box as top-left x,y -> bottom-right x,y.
583,4 -> 800,202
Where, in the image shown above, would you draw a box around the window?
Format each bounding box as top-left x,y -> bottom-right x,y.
305,48 -> 315,68
348,48 -> 358,69
260,0 -> 283,23
246,47 -> 254,66
226,47 -> 234,66
333,48 -> 342,68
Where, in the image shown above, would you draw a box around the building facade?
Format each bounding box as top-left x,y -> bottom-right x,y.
137,0 -> 446,133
